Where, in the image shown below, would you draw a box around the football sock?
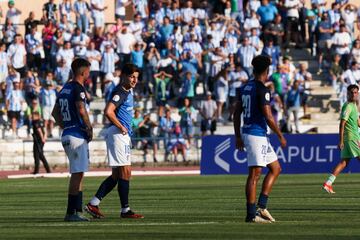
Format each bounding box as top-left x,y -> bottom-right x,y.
76,191 -> 83,213
66,194 -> 78,215
118,178 -> 129,212
246,203 -> 256,220
326,174 -> 336,186
94,176 -> 118,203
257,193 -> 268,209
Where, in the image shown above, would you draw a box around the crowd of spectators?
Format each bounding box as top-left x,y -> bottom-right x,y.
0,0 -> 359,160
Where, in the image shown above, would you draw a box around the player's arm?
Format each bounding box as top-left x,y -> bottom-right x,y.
76,100 -> 93,142
233,99 -> 244,151
51,102 -> 64,129
260,87 -> 287,148
262,104 -> 286,148
338,119 -> 346,150
104,102 -> 128,134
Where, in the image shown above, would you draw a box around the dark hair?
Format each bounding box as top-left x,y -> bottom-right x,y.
252,55 -> 271,74
71,58 -> 91,76
347,84 -> 359,92
121,63 -> 139,76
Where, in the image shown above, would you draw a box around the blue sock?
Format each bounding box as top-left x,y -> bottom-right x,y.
246,203 -> 256,220
95,176 -> 118,201
76,191 -> 83,212
66,194 -> 77,215
257,193 -> 268,209
118,179 -> 129,209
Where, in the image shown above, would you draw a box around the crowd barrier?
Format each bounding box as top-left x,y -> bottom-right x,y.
201,134 -> 360,174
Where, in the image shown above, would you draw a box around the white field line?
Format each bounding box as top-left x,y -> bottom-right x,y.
7,170 -> 200,179
28,221 -> 219,227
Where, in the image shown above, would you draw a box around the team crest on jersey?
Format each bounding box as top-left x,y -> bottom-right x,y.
265,93 -> 270,101
113,95 -> 120,102
80,92 -> 85,99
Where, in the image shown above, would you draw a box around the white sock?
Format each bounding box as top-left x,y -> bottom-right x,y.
89,196 -> 101,206
121,207 -> 130,213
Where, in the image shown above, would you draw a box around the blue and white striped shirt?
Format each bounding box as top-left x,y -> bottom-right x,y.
7,89 -> 24,111
237,45 -> 256,68
100,52 -> 118,73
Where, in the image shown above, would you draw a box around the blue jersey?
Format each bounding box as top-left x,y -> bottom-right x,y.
57,81 -> 88,139
238,80 -> 271,137
109,85 -> 134,136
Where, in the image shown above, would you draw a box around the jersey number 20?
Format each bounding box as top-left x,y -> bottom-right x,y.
59,99 -> 71,121
242,95 -> 251,118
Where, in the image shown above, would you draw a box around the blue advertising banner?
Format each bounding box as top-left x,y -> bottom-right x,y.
201,134 -> 360,174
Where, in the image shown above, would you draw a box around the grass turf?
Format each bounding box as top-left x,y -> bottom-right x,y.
1,174 -> 360,239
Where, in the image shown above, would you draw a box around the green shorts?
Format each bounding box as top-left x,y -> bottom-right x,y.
341,140 -> 360,159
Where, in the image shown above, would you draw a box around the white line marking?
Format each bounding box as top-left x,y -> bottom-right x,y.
7,170 -> 201,179
31,221 -> 219,227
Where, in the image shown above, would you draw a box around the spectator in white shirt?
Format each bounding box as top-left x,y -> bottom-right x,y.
243,10 -> 260,36
128,13 -> 145,42
116,27 -> 136,69
71,27 -> 89,57
6,0 -> 21,27
332,24 -> 352,69
284,0 -> 301,49
91,0 -> 107,31
341,3 -> 357,36
0,43 -> 8,84
7,34 -> 27,78
56,41 -> 74,68
181,0 -> 195,24
86,41 -> 101,96
115,0 -> 132,20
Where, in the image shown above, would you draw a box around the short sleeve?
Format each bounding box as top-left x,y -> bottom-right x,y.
258,85 -> 271,106
109,88 -> 128,108
341,104 -> 351,121
73,84 -> 87,103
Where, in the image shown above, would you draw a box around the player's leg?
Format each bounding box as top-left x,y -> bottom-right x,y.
245,166 -> 263,222
63,135 -> 89,221
257,160 -> 281,222
117,165 -> 143,218
85,170 -> 118,218
323,158 -> 350,194
64,172 -> 89,221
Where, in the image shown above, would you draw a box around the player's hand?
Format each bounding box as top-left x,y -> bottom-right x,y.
279,135 -> 287,148
236,137 -> 244,151
338,142 -> 344,150
85,127 -> 93,142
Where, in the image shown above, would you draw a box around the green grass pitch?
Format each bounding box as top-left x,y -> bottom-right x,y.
1,174 -> 360,239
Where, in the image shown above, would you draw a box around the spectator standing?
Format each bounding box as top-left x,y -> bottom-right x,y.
74,0 -> 90,33
284,0 -> 301,49
215,68 -> 229,122
42,0 -> 59,23
285,80 -> 301,133
86,41 -> 101,96
24,12 -> 40,36
116,27 -> 136,69
332,24 -> 352,70
91,0 -> 107,32
25,25 -> 43,71
6,78 -> 24,138
6,0 -> 22,27
237,37 -> 257,77
256,0 -> 278,27
178,98 -> 196,145
132,0 -> 149,20
60,0 -> 73,22
0,43 -> 8,85
199,91 -> 218,136
39,80 -> 57,138
7,34 -> 27,78
115,0 -> 132,20
154,71 -> 172,117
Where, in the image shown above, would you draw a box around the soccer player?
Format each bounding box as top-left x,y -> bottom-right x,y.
323,84 -> 360,194
84,63 -> 144,219
233,55 -> 287,223
52,58 -> 93,222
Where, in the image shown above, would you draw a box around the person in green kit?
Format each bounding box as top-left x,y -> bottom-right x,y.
323,84 -> 360,194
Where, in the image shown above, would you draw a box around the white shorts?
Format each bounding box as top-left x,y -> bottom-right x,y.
106,125 -> 131,167
61,135 -> 89,173
93,15 -> 104,27
42,106 -> 55,122
242,134 -> 278,167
